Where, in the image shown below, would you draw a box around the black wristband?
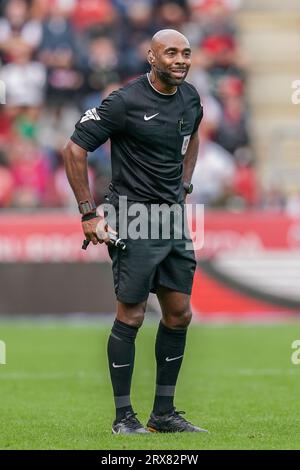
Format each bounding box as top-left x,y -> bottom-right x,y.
81,211 -> 98,222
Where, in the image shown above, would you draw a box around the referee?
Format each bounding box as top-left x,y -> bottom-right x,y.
63,29 -> 207,434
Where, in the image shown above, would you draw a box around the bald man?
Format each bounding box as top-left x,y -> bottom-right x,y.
63,29 -> 207,434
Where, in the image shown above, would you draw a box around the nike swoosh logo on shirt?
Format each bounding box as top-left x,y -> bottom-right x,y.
112,362 -> 130,368
165,355 -> 184,362
144,113 -> 159,121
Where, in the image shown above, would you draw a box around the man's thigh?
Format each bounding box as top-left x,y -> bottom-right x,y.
156,237 -> 196,296
108,237 -> 171,304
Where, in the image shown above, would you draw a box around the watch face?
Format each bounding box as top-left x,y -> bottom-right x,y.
79,201 -> 95,215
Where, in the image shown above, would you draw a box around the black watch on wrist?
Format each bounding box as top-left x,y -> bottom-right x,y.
78,200 -> 96,216
183,182 -> 193,194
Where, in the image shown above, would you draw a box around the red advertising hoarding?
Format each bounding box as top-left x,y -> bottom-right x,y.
1,211 -> 300,317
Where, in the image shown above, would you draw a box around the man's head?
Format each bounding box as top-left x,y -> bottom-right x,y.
148,29 -> 191,87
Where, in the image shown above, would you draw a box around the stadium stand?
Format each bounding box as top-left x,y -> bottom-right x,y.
238,0 -> 300,209
0,0 -> 255,210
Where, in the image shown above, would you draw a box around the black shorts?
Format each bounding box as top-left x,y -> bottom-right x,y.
105,192 -> 196,304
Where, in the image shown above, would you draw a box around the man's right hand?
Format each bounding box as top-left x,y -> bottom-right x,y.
82,215 -> 112,245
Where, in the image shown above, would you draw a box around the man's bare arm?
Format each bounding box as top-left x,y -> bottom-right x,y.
62,140 -> 94,204
62,140 -> 110,245
183,131 -> 199,186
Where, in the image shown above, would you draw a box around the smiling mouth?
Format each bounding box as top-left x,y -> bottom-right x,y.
170,69 -> 187,78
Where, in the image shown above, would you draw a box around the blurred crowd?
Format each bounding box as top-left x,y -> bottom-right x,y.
0,0 -> 289,212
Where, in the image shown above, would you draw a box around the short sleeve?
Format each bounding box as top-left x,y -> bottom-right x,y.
192,96 -> 203,135
70,91 -> 126,152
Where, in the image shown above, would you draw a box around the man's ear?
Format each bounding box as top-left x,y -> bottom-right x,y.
147,49 -> 155,66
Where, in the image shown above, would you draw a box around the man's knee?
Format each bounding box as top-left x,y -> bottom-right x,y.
164,305 -> 192,329
117,301 -> 146,328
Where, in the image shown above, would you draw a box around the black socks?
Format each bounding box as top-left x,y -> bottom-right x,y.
107,319 -> 138,421
107,319 -> 188,420
153,321 -> 187,415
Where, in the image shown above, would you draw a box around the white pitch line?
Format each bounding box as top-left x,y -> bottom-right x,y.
0,371 -> 103,380
237,368 -> 299,376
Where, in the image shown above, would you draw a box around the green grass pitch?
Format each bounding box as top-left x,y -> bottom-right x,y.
0,320 -> 300,450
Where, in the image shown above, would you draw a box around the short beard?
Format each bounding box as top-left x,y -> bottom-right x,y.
156,68 -> 186,86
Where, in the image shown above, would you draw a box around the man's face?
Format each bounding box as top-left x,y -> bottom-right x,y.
152,37 -> 191,86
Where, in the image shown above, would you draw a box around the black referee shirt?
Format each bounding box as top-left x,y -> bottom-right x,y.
71,73 -> 203,204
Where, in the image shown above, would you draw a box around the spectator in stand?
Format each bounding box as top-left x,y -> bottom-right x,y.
0,151 -> 14,207
37,0 -> 83,105
0,39 -> 46,108
213,75 -> 250,154
232,147 -> 259,208
8,135 -> 52,208
83,35 -> 120,100
71,0 -> 117,33
154,0 -> 189,30
0,105 -> 13,148
0,36 -> 46,159
184,0 -> 236,46
117,1 -> 156,80
199,33 -> 246,94
191,97 -> 236,206
0,0 -> 42,60
36,104 -> 80,160
200,0 -> 237,38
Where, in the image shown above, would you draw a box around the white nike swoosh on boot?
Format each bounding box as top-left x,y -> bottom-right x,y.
165,355 -> 183,362
112,362 -> 130,368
